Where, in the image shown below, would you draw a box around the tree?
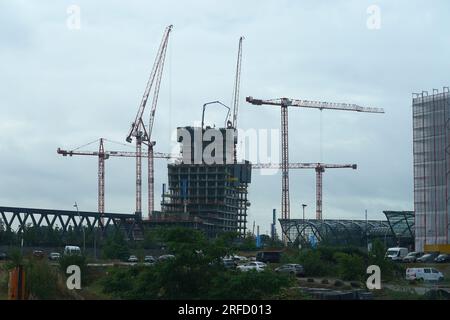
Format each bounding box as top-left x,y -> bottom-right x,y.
102,231 -> 130,260
100,227 -> 294,300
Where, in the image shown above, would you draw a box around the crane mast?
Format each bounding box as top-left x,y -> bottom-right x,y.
98,138 -> 106,216
247,95 -> 383,241
126,25 -> 173,216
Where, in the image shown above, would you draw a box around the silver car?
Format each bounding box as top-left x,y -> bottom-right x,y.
402,252 -> 423,263
275,264 -> 305,276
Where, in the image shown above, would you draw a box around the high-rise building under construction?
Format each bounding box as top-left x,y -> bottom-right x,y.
160,126 -> 251,237
413,87 -> 450,252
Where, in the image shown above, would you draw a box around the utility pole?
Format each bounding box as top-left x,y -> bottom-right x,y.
73,202 -> 85,254
302,204 -> 307,221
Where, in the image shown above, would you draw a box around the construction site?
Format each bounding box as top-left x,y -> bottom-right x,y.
4,1 -> 450,304
0,25 -> 395,246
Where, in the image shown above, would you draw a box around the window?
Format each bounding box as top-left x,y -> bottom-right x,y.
431,269 -> 439,274
424,269 -> 431,273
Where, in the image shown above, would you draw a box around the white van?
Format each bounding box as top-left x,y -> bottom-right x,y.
406,267 -> 444,282
64,245 -> 81,256
385,247 -> 409,261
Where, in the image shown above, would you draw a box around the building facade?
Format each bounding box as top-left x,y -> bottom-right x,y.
413,88 -> 450,251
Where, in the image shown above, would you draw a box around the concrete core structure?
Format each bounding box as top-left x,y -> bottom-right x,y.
159,126 -> 251,238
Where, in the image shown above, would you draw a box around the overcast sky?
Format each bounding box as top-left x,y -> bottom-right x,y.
1,0 -> 449,235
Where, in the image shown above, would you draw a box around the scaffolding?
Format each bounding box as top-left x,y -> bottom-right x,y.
160,126 -> 251,238
413,87 -> 450,251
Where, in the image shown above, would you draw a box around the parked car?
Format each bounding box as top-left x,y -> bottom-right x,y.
236,261 -> 266,272
64,245 -> 81,256
127,255 -> 139,263
256,251 -> 282,263
222,259 -> 237,269
232,255 -> 248,263
275,264 -> 305,276
32,250 -> 45,258
144,256 -> 157,264
417,252 -> 440,263
0,252 -> 8,260
385,247 -> 409,262
48,252 -> 61,261
434,254 -> 450,263
158,254 -> 175,261
406,267 -> 444,282
402,252 -> 424,263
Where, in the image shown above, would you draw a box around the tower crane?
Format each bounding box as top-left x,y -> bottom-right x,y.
246,96 -> 384,241
228,37 -> 243,130
252,162 -> 357,220
126,25 -> 173,217
57,138 -> 179,214
227,36 -> 244,163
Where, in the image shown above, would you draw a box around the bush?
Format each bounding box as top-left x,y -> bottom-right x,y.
334,252 -> 365,281
209,270 -> 292,300
26,260 -> 58,299
297,250 -> 332,277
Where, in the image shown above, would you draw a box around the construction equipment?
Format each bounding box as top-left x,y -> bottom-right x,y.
228,36 -> 244,163
228,36 -> 244,130
246,96 -> 384,239
252,162 -> 357,220
57,138 -> 179,214
126,25 -> 172,217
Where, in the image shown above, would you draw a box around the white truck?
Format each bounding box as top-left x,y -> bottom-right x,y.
406,267 -> 444,282
385,247 -> 409,261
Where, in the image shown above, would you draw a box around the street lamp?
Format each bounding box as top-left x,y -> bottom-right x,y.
73,202 -> 86,254
302,204 -> 307,221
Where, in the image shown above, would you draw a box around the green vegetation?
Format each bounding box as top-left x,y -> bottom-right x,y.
101,231 -> 130,261
281,241 -> 401,282
334,252 -> 365,281
26,259 -> 59,299
1,226 -> 444,300
100,228 -> 294,300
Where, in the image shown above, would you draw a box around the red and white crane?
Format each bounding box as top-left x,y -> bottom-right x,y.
126,25 -> 173,217
57,138 -> 178,214
252,162 -> 357,220
246,96 -> 384,239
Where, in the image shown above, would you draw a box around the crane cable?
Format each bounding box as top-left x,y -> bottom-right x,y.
71,139 -> 100,151
320,110 -> 323,162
